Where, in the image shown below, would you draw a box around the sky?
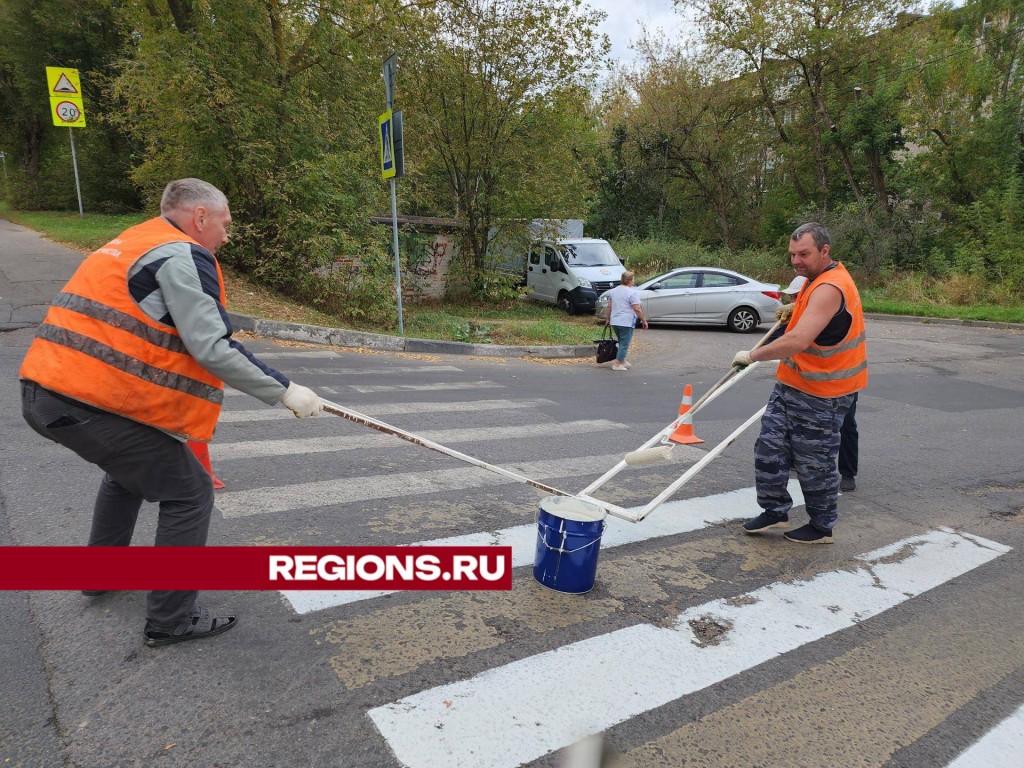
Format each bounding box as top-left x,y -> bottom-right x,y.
586,0 -> 691,66
586,0 -> 955,67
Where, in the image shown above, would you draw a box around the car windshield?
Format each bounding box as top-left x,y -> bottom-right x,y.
559,242 -> 621,267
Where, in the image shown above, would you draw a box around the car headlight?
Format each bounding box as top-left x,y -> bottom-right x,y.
578,278 -> 592,289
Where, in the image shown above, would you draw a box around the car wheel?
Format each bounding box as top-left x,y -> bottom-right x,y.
727,306 -> 759,333
557,292 -> 575,315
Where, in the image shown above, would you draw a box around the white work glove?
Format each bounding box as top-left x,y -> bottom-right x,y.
280,382 -> 323,418
732,350 -> 753,368
775,304 -> 794,323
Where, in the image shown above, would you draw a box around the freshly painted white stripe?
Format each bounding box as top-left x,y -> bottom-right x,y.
217,398 -> 555,423
214,420 -> 626,460
281,480 -> 802,614
946,701 -> 1024,768
247,351 -> 342,359
290,366 -> 464,376
348,381 -> 503,393
216,453 -> 630,518
368,528 -> 1011,768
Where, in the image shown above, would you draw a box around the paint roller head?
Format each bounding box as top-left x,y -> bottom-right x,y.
624,445 -> 674,467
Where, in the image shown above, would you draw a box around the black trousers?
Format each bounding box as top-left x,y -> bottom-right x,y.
21,380 -> 214,626
838,393 -> 859,479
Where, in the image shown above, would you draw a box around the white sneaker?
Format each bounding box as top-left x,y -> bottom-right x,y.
623,361 -> 633,369
611,363 -> 628,371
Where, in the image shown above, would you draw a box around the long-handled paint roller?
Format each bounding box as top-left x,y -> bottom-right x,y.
616,404 -> 767,522
319,398 -> 572,497
320,317 -> 782,525
320,398 -> 643,520
318,394 -> 764,525
612,318 -> 783,471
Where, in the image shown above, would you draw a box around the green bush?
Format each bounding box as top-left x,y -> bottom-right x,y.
610,237 -> 785,285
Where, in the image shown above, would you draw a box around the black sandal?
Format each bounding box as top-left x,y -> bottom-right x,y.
143,605 -> 237,647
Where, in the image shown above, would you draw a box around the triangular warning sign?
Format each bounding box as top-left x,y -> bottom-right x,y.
53,73 -> 77,93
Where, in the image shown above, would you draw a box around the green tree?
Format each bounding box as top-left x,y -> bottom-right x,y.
401,0 -> 608,298
0,0 -> 139,210
901,0 -> 1023,208
681,0 -> 913,210
112,0 -> 405,320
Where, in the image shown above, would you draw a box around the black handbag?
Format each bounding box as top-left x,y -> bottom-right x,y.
594,326 -> 618,364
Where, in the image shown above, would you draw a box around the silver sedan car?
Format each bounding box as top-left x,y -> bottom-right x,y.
596,267 -> 782,332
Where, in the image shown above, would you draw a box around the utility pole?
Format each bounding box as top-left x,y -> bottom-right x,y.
69,129 -> 83,217
381,54 -> 406,335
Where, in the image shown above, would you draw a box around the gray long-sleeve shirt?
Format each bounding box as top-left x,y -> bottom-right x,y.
127,219 -> 289,406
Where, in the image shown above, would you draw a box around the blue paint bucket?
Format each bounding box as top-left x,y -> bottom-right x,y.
533,496 -> 607,594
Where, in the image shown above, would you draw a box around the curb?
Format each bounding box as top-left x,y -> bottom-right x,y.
227,311 -> 1024,359
227,313 -> 596,359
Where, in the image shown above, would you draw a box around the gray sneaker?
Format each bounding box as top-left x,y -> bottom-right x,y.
840,476 -> 856,492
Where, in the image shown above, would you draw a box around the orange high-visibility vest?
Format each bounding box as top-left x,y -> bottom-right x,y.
776,263 -> 867,398
20,217 -> 226,441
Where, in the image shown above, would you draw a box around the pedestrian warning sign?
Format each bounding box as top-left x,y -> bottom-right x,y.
45,67 -> 86,128
379,110 -> 395,180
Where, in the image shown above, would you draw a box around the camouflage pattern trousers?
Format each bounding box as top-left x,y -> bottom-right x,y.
754,382 -> 856,533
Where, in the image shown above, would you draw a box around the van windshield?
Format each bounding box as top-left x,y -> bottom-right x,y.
559,242 -> 621,267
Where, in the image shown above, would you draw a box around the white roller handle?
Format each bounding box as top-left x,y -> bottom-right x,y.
320,398 -> 637,521
580,319 -> 781,497
320,398 -> 570,498
631,405 -> 767,522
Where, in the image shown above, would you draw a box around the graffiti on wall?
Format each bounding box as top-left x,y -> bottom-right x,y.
405,233 -> 449,277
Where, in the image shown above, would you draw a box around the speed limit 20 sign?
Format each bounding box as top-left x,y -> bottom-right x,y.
45,67 -> 87,128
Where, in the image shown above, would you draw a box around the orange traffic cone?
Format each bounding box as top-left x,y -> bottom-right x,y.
188,440 -> 225,489
668,384 -> 704,445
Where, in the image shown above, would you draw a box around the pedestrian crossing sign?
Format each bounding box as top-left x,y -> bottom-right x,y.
379,110 -> 395,180
45,67 -> 86,128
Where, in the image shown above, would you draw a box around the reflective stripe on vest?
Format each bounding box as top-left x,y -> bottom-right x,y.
775,263 -> 867,398
35,323 -> 222,404
19,217 -> 225,441
53,292 -> 191,356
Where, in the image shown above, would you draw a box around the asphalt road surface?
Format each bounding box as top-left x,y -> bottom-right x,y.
2,317 -> 1023,767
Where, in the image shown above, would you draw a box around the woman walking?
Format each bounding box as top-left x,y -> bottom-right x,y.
604,271 -> 648,371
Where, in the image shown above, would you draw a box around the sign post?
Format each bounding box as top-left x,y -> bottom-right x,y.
45,67 -> 86,217
380,54 -> 405,336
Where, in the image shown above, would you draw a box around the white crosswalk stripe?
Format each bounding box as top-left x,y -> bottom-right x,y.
217,398 -> 555,423
286,365 -> 464,375
215,453 -> 627,517
213,419 -> 626,460
367,528 -> 1012,768
281,480 -> 802,614
348,381 -> 504,393
246,350 -> 343,358
946,702 -> 1024,767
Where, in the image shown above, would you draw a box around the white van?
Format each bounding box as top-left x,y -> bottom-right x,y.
526,238 -> 626,314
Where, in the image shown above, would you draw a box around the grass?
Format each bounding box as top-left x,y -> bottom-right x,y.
0,201 -> 147,251
3,204 -> 1020,343
860,296 -> 1024,324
